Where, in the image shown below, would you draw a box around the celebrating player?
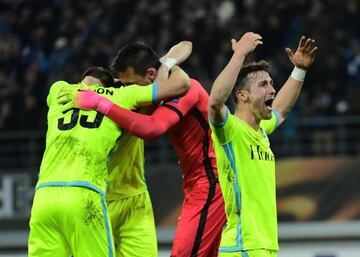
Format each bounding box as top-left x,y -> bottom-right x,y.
28,65 -> 190,257
55,42 -> 194,257
208,33 -> 317,257
64,43 -> 227,257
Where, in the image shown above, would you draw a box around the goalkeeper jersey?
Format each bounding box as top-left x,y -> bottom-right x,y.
36,81 -> 156,194
210,108 -> 280,252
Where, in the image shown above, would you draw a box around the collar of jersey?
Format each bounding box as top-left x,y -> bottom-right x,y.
234,116 -> 264,140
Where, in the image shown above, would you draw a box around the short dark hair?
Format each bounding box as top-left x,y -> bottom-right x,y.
111,42 -> 161,77
231,60 -> 271,103
81,66 -> 114,88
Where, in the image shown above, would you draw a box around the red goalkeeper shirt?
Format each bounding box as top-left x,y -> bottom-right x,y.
160,80 -> 218,192
104,79 -> 218,193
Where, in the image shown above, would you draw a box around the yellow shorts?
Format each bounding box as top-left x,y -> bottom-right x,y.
28,186 -> 115,257
107,191 -> 157,257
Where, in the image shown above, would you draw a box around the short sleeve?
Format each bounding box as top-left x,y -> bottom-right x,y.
260,110 -> 279,135
117,83 -> 157,110
209,107 -> 237,144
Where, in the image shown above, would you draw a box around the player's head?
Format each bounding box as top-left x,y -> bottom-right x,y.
81,66 -> 114,87
232,60 -> 275,120
111,42 -> 161,85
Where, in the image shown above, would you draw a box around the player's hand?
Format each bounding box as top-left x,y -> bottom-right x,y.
57,86 -> 76,112
160,41 -> 193,65
57,84 -> 92,112
286,36 -> 318,70
231,32 -> 263,57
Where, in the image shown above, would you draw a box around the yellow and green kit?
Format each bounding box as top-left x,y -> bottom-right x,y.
210,108 -> 280,256
106,106 -> 157,257
28,80 -> 157,257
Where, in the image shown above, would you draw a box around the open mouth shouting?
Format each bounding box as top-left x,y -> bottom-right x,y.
264,97 -> 274,112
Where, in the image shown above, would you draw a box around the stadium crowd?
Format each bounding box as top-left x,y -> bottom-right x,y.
0,0 -> 359,130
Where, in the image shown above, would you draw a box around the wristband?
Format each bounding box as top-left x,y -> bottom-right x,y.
290,66 -> 307,81
162,58 -> 176,69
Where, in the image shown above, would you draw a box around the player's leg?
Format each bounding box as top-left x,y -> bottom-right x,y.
66,188 -> 115,257
196,183 -> 226,257
28,188 -> 70,257
109,191 -> 157,257
171,183 -> 226,257
106,199 -> 123,253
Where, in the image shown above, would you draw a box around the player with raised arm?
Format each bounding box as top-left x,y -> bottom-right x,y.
28,66 -> 189,257
61,43 -> 227,257
208,33 -> 317,257
58,42 -> 194,257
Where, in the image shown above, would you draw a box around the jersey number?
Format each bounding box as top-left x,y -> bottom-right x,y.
58,108 -> 104,130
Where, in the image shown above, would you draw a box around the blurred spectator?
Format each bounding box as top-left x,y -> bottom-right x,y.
0,0 -> 359,131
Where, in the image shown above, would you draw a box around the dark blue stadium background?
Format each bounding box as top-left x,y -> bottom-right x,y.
0,0 -> 359,131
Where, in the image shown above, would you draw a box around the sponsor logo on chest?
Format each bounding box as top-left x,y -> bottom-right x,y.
249,144 -> 275,161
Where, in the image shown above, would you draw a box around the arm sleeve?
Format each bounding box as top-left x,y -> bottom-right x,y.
106,80 -> 199,140
209,106 -> 237,144
107,105 -> 179,140
118,83 -> 158,109
260,110 -> 280,135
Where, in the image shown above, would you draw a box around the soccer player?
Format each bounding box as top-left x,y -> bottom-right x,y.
105,42 -> 200,257
28,65 -> 190,257
208,32 -> 318,257
55,42 -> 193,257
65,45 -> 227,257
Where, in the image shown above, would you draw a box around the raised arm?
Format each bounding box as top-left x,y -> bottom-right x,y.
152,41 -> 193,100
156,65 -> 190,100
155,41 -> 193,82
208,32 -> 263,124
272,36 -> 318,126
